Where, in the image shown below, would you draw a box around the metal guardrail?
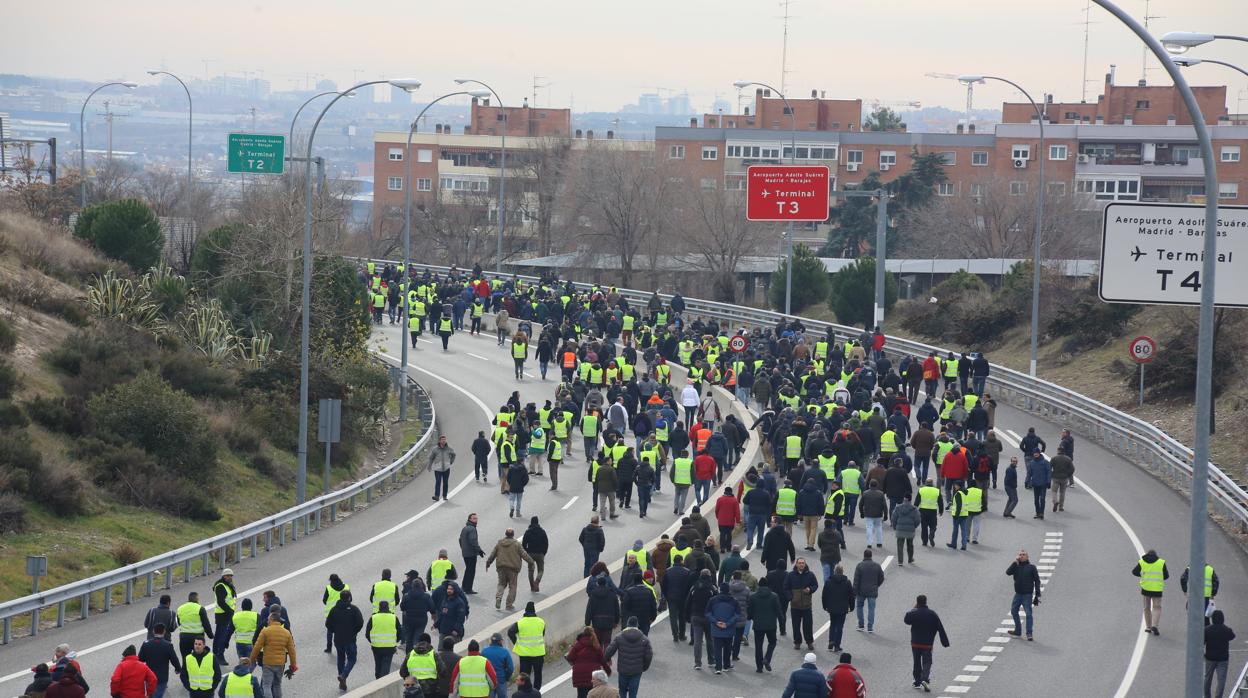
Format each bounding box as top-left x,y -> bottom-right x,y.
0,358 -> 436,644
374,258 -> 1248,533
1236,656 -> 1248,697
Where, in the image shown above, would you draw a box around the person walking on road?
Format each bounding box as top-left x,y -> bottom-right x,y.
506,460 -> 531,517
784,558 -> 819,651
1002,457 -> 1020,519
1025,450 -> 1051,519
825,652 -> 868,698
903,594 -> 950,692
780,653 -> 825,698
144,594 -> 177,641
460,514 -> 485,595
450,639 -> 498,698
177,592 -> 214,661
1181,563 -> 1221,622
325,589 -> 364,691
913,479 -> 942,548
1006,550 -> 1042,641
1133,549 -> 1170,635
522,516 -> 549,592
181,637 -> 219,698
892,497 -> 921,566
371,569 -> 401,616
1204,610 -> 1236,698
508,602 -> 547,690
821,564 -> 854,654
580,515 -> 606,577
566,628 -> 611,698
249,610 -> 297,698
706,582 -> 743,674
472,431 -> 492,484
481,633 -> 515,698
747,578 -> 782,672
487,527 -> 534,612
110,645 -> 157,698
1049,446 -> 1074,513
429,435 -> 456,502
605,616 -> 653,697
138,623 -> 181,698
684,570 -> 717,671
852,549 -> 885,633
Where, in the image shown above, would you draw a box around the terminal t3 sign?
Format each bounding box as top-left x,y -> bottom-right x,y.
746,166 -> 831,222
1099,202 -> 1248,308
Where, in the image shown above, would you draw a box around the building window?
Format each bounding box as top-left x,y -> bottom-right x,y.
880,151 -> 897,167
1010,181 -> 1027,196
1077,177 -> 1139,201
725,175 -> 747,191
970,183 -> 985,200
1011,144 -> 1031,160
387,176 -> 403,191
417,178 -> 432,192
1049,144 -> 1068,161
760,146 -> 781,159
1136,99 -> 1150,109
418,149 -> 433,163
847,150 -> 864,164
971,151 -> 988,166
1219,183 -> 1239,200
388,147 -> 404,161
937,151 -> 956,165
1047,181 -> 1067,196
438,177 -> 488,192
807,146 -> 837,160
1172,145 -> 1200,163
937,182 -> 956,197
782,106 -> 794,115
1221,146 -> 1241,163
701,145 -> 718,160
700,177 -> 717,190
668,145 -> 685,159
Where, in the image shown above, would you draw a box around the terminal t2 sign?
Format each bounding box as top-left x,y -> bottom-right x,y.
746,166 -> 831,222
1099,202 -> 1248,308
227,133 -> 285,175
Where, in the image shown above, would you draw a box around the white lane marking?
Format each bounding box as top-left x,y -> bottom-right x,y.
954,675 -> 981,682
986,636 -> 1010,643
466,352 -> 491,361
1043,544 -> 1062,550
561,496 -> 579,510
972,655 -> 997,662
1004,429 -> 1022,442
997,427 -> 1147,698
0,356 -> 493,683
943,687 -> 970,694
979,646 -> 1004,653
813,556 -> 893,640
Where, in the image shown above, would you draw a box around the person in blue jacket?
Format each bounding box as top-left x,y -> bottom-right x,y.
705,581 -> 743,675
481,633 -> 515,698
1024,451 -> 1052,520
780,652 -> 826,698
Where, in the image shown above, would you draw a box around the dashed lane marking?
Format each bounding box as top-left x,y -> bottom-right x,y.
561,496 -> 579,510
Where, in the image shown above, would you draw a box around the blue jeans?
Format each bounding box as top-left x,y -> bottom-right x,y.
694,479 -> 711,505
844,494 -> 860,524
745,514 -> 766,549
1011,593 -> 1034,635
493,682 -> 509,698
827,612 -> 847,648
235,643 -> 253,662
735,387 -> 751,408
151,682 -> 168,698
973,376 -> 986,396
949,517 -> 969,548
673,485 -> 689,513
855,596 -> 876,630
915,454 -> 930,483
618,673 -> 642,698
212,616 -> 233,660
864,517 -> 884,546
336,641 -> 358,678
508,491 -> 523,514
822,562 -> 833,581
637,484 -> 652,517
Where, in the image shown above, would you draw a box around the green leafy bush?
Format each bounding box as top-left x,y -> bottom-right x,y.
88,373 -> 218,482
42,461 -> 88,516
23,395 -> 87,435
47,324 -> 159,398
827,257 -> 898,328
73,199 -> 164,272
0,359 -> 19,399
1048,278 -> 1142,353
768,245 -> 830,314
0,429 -> 43,494
75,436 -> 220,521
224,422 -> 262,453
160,351 -> 239,399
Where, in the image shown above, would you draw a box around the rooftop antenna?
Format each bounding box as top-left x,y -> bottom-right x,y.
532,76 -> 550,107
1081,0 -> 1093,102
779,0 -> 795,95
1140,0 -> 1163,84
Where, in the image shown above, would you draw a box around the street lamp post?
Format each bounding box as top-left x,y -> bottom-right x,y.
399,89 -> 490,420
78,81 -> 137,208
146,71 -> 193,240
734,80 -> 797,315
1173,57 -> 1248,80
296,78 -> 421,511
288,90 -> 355,163
454,79 -> 508,272
960,74 -> 1045,378
1102,5 -> 1222,697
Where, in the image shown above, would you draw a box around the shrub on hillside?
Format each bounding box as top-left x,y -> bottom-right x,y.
47,324 -> 159,398
0,358 -> 19,400
224,422 -> 262,453
111,542 -> 142,566
1128,320 -> 1238,400
72,199 -> 164,272
250,453 -> 294,488
827,257 -> 898,328
0,428 -> 43,494
42,461 -> 88,516
0,492 -> 27,532
768,245 -> 830,314
0,211 -> 111,282
0,401 -> 29,429
950,292 -> 1022,347
0,316 -> 16,353
160,351 -> 239,399
23,395 -> 87,435
1048,279 -> 1142,353
88,373 -> 218,482
76,436 -> 221,521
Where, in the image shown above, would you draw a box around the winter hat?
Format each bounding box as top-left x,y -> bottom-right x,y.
633,539 -> 644,548
643,570 -> 654,582
524,601 -> 536,614
626,616 -> 638,628
530,516 -> 539,525
804,652 -> 818,664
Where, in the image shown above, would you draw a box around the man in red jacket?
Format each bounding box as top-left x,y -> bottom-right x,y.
693,450 -> 717,507
940,443 -> 970,500
110,645 -> 157,698
826,651 -> 867,697
713,486 -> 742,553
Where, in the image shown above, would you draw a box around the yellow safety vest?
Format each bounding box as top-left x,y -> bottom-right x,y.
552,417 -> 569,439
406,649 -> 438,680
935,440 -> 955,464
177,602 -> 204,634
413,299 -> 426,317
620,363 -> 635,382
223,671 -> 253,697
817,454 -> 838,477
232,610 -> 258,638
529,429 -> 546,451
918,486 -> 941,510
472,304 -> 484,317
370,612 -> 398,648
430,559 -> 453,590
672,457 -> 693,485
1203,565 -> 1215,598
671,546 -> 692,565
371,580 -> 397,614
185,652 -> 216,690
627,548 -> 649,570
785,435 -> 802,459
539,408 -> 552,429
640,448 -> 658,467
952,491 -> 969,517
622,315 -> 635,331
944,359 -> 959,378
324,583 -> 349,616
815,341 -> 828,360
880,430 -> 899,453
825,490 -> 846,516
439,318 -> 452,333
514,616 -> 547,657
409,315 -> 421,332
456,655 -> 491,697
840,468 -> 862,495
549,439 -> 563,461
1138,558 -> 1166,593
512,341 -> 527,359
582,414 -> 599,437
213,581 -> 235,615
775,488 -> 797,516
964,487 -> 983,514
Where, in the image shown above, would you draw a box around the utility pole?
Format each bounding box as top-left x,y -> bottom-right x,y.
779,0 -> 794,95
1140,0 -> 1164,83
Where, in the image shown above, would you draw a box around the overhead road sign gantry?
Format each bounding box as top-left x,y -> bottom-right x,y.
1099,202 -> 1248,308
228,133 -> 285,174
746,165 -> 831,222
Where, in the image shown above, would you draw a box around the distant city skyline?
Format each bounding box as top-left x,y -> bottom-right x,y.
4,0 -> 1246,115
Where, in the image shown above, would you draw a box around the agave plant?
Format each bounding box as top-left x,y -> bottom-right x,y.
237,328 -> 273,369
86,270 -> 161,330
179,299 -> 238,360
140,263 -> 192,317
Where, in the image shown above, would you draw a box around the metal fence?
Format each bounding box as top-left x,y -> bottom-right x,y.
377,259 -> 1248,533
0,359 -> 436,644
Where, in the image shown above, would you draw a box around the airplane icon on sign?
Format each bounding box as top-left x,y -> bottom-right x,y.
761,189 -> 771,197
1130,246 -> 1144,261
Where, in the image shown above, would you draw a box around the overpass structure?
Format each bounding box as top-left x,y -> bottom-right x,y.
1,265 -> 1245,698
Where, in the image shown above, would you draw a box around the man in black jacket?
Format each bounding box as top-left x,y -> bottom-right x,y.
522,516 -> 549,592
138,623 -> 181,697
661,558 -> 694,641
903,594 -> 950,691
1006,550 -> 1042,640
325,590 -> 365,691
683,570 -> 717,670
471,431 -> 492,483
579,515 -> 606,577
1204,610 -> 1236,698
761,516 -> 796,573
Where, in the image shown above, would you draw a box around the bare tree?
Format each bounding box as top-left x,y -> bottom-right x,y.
0,148 -> 80,223
898,175 -> 1098,260
85,158 -> 140,203
513,136 -> 575,257
676,187 -> 765,302
137,169 -> 183,218
574,147 -> 672,287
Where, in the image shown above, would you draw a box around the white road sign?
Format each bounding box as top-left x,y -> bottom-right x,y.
1099,202 -> 1248,308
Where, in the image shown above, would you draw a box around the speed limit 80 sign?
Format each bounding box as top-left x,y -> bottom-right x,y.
728,335 -> 749,353
1129,336 -> 1156,364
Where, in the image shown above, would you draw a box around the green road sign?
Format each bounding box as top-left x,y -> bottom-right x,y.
227,133 -> 285,174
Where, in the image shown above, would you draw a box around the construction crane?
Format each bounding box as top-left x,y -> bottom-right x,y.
926,72 -> 976,125
869,99 -> 921,110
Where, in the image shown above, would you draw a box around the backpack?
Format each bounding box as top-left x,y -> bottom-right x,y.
975,454 -> 992,475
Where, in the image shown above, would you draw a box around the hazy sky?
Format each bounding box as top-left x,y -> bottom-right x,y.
7,0 -> 1247,113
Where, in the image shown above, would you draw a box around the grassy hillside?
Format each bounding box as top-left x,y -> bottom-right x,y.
0,211 -> 416,603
